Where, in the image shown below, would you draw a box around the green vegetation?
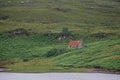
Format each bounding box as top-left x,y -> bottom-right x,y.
0,0 -> 120,72
43,48 -> 68,57
55,39 -> 120,70
0,32 -> 120,72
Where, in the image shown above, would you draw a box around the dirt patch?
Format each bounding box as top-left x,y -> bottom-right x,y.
0,67 -> 11,72
91,68 -> 120,74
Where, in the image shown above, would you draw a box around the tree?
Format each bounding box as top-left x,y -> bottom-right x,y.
62,27 -> 71,37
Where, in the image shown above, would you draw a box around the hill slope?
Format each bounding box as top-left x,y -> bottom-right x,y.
0,0 -> 120,33
0,0 -> 120,72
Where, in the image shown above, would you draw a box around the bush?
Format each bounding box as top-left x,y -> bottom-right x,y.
0,14 -> 9,20
61,27 -> 71,37
53,7 -> 71,12
90,32 -> 117,40
91,32 -> 107,39
44,48 -> 67,57
22,56 -> 31,62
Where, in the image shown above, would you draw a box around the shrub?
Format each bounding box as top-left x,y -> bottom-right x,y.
91,32 -> 107,39
91,32 -> 117,40
53,7 -> 71,12
61,27 -> 71,37
44,48 -> 67,57
0,14 -> 9,20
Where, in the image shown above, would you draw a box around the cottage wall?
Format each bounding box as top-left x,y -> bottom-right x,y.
69,40 -> 83,48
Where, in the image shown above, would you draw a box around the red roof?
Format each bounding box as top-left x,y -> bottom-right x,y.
69,40 -> 81,48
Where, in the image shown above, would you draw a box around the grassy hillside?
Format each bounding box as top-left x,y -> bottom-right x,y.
0,32 -> 119,72
55,39 -> 120,70
0,0 -> 120,33
0,0 -> 120,72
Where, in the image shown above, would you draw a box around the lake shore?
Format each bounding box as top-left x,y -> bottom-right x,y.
0,67 -> 119,74
0,68 -> 11,72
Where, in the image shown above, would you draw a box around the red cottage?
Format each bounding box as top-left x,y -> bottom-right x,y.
69,40 -> 83,48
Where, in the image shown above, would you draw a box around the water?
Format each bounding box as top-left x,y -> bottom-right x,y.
0,72 -> 119,80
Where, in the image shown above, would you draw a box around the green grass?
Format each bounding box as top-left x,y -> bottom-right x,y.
0,0 -> 120,72
55,39 -> 120,70
0,33 -> 65,60
6,58 -> 90,72
0,0 -> 120,33
0,33 -> 120,72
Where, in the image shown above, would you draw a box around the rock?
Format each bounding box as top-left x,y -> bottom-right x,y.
0,68 -> 11,72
